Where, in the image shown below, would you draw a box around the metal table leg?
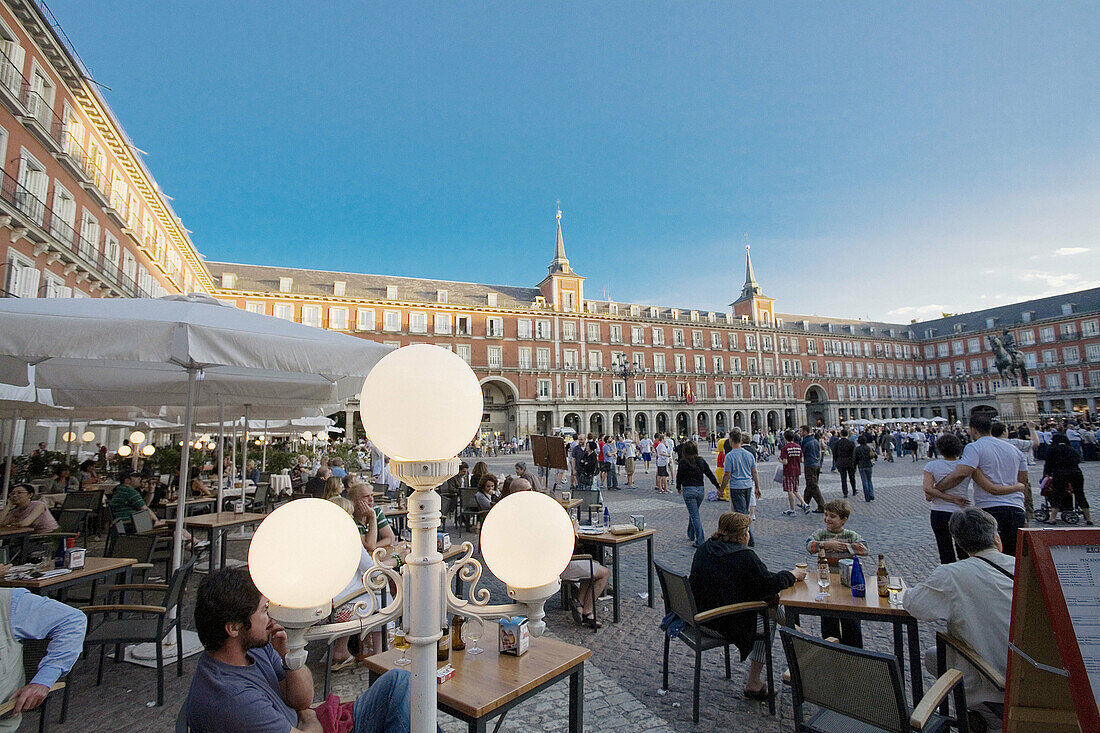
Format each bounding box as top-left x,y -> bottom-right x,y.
568,664 -> 584,733
612,544 -> 621,623
892,620 -> 906,688
646,536 -> 654,607
906,617 -> 924,699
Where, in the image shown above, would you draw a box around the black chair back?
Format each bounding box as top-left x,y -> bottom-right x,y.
108,534 -> 158,564
459,487 -> 479,511
165,560 -> 197,618
132,511 -> 155,535
62,490 -> 103,512
653,558 -> 699,624
252,483 -> 268,511
779,626 -> 908,732
57,510 -> 84,534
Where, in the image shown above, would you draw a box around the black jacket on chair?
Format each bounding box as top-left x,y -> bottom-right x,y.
689,539 -> 795,660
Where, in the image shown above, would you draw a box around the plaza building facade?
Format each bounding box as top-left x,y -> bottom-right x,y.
1,0 -> 1097,448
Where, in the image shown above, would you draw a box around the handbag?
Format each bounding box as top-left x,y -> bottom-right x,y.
773,464 -> 784,484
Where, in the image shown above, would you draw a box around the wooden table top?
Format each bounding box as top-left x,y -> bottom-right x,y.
0,526 -> 34,538
558,498 -> 582,510
779,573 -> 909,617
380,506 -> 408,517
178,512 -> 267,529
0,557 -> 136,589
365,634 -> 590,718
575,527 -> 655,545
388,541 -> 465,562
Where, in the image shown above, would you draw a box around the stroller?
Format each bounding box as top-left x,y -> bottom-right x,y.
1034,476 -> 1085,525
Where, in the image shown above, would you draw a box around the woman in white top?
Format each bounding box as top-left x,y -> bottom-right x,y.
923,433 -> 972,564
654,433 -> 673,493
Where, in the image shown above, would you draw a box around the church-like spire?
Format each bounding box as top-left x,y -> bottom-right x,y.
739,243 -> 762,300
549,204 -> 571,274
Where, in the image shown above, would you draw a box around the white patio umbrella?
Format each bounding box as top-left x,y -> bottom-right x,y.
930,416 -> 948,423
0,294 -> 392,568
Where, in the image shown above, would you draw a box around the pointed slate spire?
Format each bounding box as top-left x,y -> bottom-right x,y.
740,243 -> 761,300
549,204 -> 571,274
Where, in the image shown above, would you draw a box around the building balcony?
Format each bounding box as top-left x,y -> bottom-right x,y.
19,86 -> 64,154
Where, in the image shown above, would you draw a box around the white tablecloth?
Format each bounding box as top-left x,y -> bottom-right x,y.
270,474 -> 292,496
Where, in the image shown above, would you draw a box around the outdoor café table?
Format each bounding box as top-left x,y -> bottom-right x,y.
0,556 -> 136,601
382,505 -> 408,536
558,498 -> 582,516
269,473 -> 292,496
574,528 -> 655,623
175,512 -> 267,572
779,572 -> 922,700
159,497 -> 216,520
0,527 -> 33,564
365,633 -> 590,733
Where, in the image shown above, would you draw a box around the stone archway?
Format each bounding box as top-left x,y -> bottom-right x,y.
656,412 -> 669,435
750,411 -> 761,432
590,413 -> 604,436
612,412 -> 626,436
480,378 -> 518,440
696,411 -> 709,437
715,411 -> 727,433
767,410 -> 779,432
675,412 -> 690,438
634,413 -> 647,435
805,384 -> 828,428
563,413 -> 581,434
733,411 -> 745,429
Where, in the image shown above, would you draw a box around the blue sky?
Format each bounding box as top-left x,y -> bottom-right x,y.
49,1 -> 1100,322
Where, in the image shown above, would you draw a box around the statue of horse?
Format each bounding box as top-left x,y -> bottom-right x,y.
988,334 -> 1029,385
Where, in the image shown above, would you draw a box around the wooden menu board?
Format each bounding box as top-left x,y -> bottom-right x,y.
1005,528 -> 1100,732
530,435 -> 568,471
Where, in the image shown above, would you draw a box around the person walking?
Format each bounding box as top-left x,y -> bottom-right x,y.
677,440 -> 721,547
799,426 -> 825,512
854,434 -> 877,501
833,429 -> 857,498
779,430 -> 811,515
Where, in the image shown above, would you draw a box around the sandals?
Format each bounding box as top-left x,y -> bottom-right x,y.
583,613 -> 603,629
571,605 -> 585,625
331,656 -> 358,672
744,687 -> 771,701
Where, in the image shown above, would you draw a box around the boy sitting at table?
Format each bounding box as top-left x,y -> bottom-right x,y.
806,498 -> 869,647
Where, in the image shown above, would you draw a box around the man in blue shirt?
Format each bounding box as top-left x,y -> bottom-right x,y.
186,568 -> 414,733
0,582 -> 86,726
799,426 -> 825,513
720,428 -> 760,517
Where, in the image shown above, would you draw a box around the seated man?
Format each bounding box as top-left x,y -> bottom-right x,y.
348,482 -> 396,550
186,568 -> 414,733
0,578 -> 86,729
904,507 -> 1014,730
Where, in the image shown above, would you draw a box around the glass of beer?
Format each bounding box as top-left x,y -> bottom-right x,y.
816,566 -> 831,601
463,616 -> 485,655
888,576 -> 903,605
393,628 -> 411,666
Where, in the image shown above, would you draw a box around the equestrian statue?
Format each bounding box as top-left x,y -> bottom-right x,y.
988,330 -> 1029,385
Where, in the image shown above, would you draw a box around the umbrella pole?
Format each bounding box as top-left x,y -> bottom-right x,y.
172,369 -> 197,571
241,405 -> 250,499
216,401 -> 225,515
66,417 -> 73,466
1,415 -> 16,506
262,419 -> 268,472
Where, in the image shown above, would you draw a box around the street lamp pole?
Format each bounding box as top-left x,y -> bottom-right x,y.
610,358 -> 645,437
953,368 -> 968,423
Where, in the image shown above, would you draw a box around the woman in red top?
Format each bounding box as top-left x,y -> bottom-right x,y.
779,429 -> 810,516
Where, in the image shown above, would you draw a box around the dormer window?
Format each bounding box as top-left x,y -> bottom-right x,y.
1062,303 -> 1077,316
386,285 -> 398,300
649,307 -> 659,319
278,277 -> 292,293
220,273 -> 236,289
671,309 -> 679,320
707,312 -> 716,323
953,323 -> 964,334
630,305 -> 640,317
437,289 -> 448,304
690,310 -> 699,322
487,293 -> 498,307
1022,310 -> 1034,323
333,281 -> 346,297
534,296 -> 546,308
985,317 -> 996,329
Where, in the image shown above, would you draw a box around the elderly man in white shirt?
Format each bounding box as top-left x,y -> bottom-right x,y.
905,507 -> 1013,730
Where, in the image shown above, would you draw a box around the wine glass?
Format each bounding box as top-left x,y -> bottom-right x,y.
393,628 -> 411,666
463,617 -> 484,655
815,566 -> 831,602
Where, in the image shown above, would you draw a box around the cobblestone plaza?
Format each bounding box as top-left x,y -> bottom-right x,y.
27,453 -> 1099,732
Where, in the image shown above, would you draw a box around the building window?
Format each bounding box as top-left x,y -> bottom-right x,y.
457,316 -> 473,336
673,329 -> 685,347
728,333 -> 738,350
488,346 -> 502,368
537,379 -> 551,398
590,380 -> 602,398
674,354 -> 686,373
1040,327 -> 1055,343
613,381 -> 624,399
278,277 -> 293,293
356,309 -> 375,331
655,382 -> 668,399
301,305 -> 321,328
692,330 -> 703,348
434,313 -> 452,334
565,380 -> 578,398
653,354 -> 666,372
436,289 -> 448,303
711,332 -> 721,349
1086,344 -> 1100,362
1046,374 -> 1061,391
1064,346 -> 1080,364
609,325 -> 622,343
562,321 -> 576,340
587,323 -> 601,342
383,311 -> 401,332
487,293 -> 498,307
652,328 -> 665,345
245,302 -> 265,315
1081,320 -> 1098,338
1019,330 -> 1035,345
631,326 -> 644,344
486,317 -> 504,337
713,356 -> 723,373
456,345 -> 471,364
563,349 -> 578,369
274,304 -> 293,321
535,320 -> 551,339
407,312 -> 426,333
518,348 -> 532,369
751,384 -> 760,399
635,381 -> 646,398
694,355 -> 705,373
715,383 -> 725,399
517,319 -> 532,338
746,334 -> 756,350
536,348 -> 551,369
589,351 -> 603,370
329,307 -> 349,330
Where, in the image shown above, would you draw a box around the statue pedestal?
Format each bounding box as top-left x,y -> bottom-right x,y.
995,385 -> 1040,422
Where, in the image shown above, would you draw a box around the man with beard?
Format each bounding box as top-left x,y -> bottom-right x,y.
186,568 -> 413,732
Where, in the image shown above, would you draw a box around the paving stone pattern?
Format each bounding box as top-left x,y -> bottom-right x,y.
28,452 -> 1100,731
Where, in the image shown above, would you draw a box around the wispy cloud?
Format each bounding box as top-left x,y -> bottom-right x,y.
1053,247 -> 1090,256
886,304 -> 949,319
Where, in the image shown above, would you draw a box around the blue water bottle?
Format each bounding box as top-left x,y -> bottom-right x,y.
850,556 -> 866,598
603,506 -> 610,529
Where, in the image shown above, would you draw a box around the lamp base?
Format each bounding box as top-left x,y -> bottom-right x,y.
268,602 -> 332,669
389,458 -> 459,491
506,581 -> 559,637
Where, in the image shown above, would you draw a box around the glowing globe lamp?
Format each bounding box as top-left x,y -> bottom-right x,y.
480,492 -> 574,590
248,498 -> 362,609
129,430 -> 146,445
301,431 -> 313,441
141,444 -> 156,456
117,445 -> 132,457
61,431 -> 75,442
82,431 -> 96,442
360,344 -> 483,461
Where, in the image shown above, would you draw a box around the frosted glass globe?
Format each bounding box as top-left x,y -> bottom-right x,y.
82,431 -> 95,442
360,344 -> 483,461
480,492 -> 574,589
61,432 -> 75,442
248,498 -> 362,609
117,445 -> 132,457
129,430 -> 146,445
141,444 -> 156,456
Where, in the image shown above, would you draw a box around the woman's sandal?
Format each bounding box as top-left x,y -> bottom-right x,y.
331,656 -> 358,672
571,605 -> 585,625
743,687 -> 771,701
583,613 -> 603,629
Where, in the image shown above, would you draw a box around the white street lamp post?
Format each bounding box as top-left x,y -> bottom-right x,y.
249,345 -> 573,733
